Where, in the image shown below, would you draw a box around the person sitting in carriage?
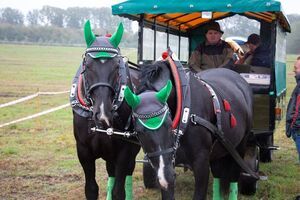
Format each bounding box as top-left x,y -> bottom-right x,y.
235,33 -> 271,67
188,21 -> 234,72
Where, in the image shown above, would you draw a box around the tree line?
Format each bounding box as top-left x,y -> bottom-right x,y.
0,6 -> 299,53
0,6 -> 137,47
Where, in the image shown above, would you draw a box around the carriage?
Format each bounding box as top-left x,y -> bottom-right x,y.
112,0 -> 290,163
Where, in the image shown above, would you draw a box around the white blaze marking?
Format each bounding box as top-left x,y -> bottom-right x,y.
99,102 -> 110,126
157,155 -> 168,190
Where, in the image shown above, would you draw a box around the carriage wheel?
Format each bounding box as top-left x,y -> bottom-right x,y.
143,156 -> 159,189
259,148 -> 272,162
239,145 -> 259,195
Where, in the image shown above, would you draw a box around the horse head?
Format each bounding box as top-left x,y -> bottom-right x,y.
81,20 -> 125,129
125,80 -> 176,193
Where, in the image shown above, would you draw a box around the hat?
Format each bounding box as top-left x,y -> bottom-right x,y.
205,21 -> 224,34
246,34 -> 260,45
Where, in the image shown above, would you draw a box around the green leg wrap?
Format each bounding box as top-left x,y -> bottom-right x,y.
228,182 -> 238,200
106,177 -> 115,200
125,176 -> 133,200
213,178 -> 223,200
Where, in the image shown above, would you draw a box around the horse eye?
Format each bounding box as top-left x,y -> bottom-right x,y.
85,57 -> 94,66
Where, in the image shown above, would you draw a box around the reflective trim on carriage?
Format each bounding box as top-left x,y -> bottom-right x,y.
240,73 -> 270,85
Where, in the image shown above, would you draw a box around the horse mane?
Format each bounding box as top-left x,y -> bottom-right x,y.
138,61 -> 167,93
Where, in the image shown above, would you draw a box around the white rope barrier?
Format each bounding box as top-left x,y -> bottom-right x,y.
0,90 -> 69,109
0,93 -> 39,108
0,103 -> 70,128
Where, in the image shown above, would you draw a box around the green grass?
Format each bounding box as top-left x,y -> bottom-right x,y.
0,44 -> 299,199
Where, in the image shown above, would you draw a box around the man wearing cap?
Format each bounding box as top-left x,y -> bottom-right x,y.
237,33 -> 271,67
188,21 -> 234,72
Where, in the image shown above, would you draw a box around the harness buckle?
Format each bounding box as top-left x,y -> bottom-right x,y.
190,114 -> 197,125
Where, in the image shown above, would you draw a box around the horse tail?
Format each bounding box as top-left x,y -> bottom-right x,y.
220,178 -> 230,196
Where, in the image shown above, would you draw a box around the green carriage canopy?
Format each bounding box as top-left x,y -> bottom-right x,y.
112,0 -> 290,32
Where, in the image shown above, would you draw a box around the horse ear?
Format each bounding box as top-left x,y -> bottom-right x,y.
109,23 -> 124,48
84,20 -> 96,47
156,80 -> 172,103
124,86 -> 140,109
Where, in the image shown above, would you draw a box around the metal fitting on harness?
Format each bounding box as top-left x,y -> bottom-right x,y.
190,114 -> 197,125
91,127 -> 135,138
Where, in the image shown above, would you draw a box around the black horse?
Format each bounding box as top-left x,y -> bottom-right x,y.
71,20 -> 140,200
124,60 -> 254,199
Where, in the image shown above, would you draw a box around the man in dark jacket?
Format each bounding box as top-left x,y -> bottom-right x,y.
188,21 -> 234,72
286,56 -> 300,164
236,33 -> 271,67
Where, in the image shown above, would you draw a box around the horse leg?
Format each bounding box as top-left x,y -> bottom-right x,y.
77,144 -> 99,200
212,178 -> 223,200
228,182 -> 238,200
124,145 -> 140,200
106,161 -> 115,200
211,155 -> 241,200
192,150 -> 210,200
212,178 -> 237,200
112,165 -> 126,200
112,148 -> 134,199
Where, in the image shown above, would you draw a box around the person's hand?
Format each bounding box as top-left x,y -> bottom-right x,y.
232,53 -> 239,64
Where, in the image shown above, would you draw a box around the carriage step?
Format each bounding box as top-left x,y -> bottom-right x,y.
136,159 -> 149,163
241,171 -> 268,181
260,145 -> 280,150
267,145 -> 280,150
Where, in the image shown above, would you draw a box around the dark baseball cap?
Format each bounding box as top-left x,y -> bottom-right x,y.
205,21 -> 224,34
246,34 -> 260,45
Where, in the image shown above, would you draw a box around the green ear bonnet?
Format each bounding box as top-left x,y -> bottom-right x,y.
124,80 -> 172,130
84,20 -> 124,58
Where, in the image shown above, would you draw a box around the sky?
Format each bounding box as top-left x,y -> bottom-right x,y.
0,0 -> 123,13
0,0 -> 299,14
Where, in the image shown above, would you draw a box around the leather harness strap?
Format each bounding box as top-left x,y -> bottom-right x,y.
190,97 -> 260,180
146,147 -> 174,158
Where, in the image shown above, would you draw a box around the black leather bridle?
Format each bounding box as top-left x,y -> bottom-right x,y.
81,48 -> 128,110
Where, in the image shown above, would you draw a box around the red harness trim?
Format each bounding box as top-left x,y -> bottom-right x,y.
77,74 -> 88,107
223,99 -> 236,128
223,99 -> 231,112
166,56 -> 182,129
230,113 -> 237,128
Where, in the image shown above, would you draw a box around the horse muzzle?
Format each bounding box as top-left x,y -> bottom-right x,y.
156,158 -> 175,190
93,111 -> 112,129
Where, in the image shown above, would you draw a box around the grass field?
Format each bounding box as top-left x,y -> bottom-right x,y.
0,44 -> 299,200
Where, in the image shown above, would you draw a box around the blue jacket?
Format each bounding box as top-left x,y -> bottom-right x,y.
251,45 -> 272,67
286,74 -> 300,137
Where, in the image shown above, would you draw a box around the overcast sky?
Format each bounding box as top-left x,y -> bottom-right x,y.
0,0 -> 299,14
